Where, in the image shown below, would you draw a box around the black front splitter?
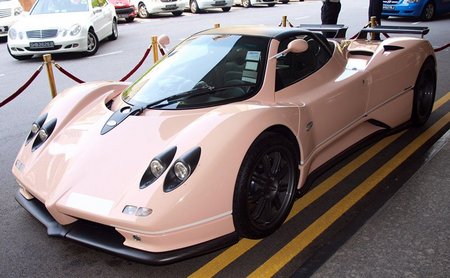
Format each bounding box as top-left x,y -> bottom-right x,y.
15,190 -> 239,265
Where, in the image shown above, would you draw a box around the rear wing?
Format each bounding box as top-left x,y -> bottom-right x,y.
298,24 -> 429,40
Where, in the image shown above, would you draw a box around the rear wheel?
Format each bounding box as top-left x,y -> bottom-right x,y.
85,29 -> 99,56
190,0 -> 200,13
242,0 -> 251,8
421,2 -> 435,21
233,132 -> 299,239
108,19 -> 118,41
138,3 -> 149,18
411,58 -> 436,126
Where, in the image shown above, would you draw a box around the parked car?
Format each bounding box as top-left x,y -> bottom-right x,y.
233,0 -> 276,8
382,0 -> 450,21
188,0 -> 233,13
109,0 -> 136,22
0,0 -> 23,39
13,25 -> 436,264
7,0 -> 118,60
131,0 -> 185,18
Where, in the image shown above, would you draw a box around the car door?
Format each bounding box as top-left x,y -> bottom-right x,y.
90,0 -> 111,40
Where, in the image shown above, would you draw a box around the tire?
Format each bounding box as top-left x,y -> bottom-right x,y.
242,0 -> 251,8
138,3 -> 149,18
125,16 -> 134,23
7,45 -> 33,60
233,132 -> 299,239
268,3 -> 275,7
222,7 -> 231,12
172,11 -> 183,16
190,0 -> 200,13
420,1 -> 435,21
108,19 -> 118,41
411,58 -> 436,126
85,29 -> 99,56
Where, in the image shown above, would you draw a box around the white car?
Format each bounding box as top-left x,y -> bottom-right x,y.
132,0 -> 186,18
0,0 -> 23,39
7,0 -> 118,60
188,0 -> 233,13
233,0 -> 276,8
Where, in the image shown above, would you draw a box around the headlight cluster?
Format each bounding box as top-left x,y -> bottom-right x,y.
25,113 -> 57,151
139,146 -> 201,193
58,24 -> 81,37
8,28 -> 24,40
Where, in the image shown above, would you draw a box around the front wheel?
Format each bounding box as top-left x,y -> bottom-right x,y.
233,132 -> 299,239
222,7 -> 231,12
85,29 -> 99,56
138,3 -> 149,18
190,0 -> 200,13
411,58 -> 436,126
268,3 -> 275,7
242,0 -> 251,8
108,19 -> 118,41
172,11 -> 183,16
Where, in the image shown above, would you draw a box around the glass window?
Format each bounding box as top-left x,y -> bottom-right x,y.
123,34 -> 270,109
275,34 -> 331,91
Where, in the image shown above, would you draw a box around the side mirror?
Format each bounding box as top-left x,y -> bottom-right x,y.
270,39 -> 309,60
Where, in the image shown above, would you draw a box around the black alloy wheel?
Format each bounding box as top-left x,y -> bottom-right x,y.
411,57 -> 436,126
233,132 -> 299,238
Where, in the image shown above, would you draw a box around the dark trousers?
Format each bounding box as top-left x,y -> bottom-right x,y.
321,2 -> 341,38
368,0 -> 383,25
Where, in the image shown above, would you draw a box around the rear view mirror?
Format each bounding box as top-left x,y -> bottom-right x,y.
270,39 -> 309,60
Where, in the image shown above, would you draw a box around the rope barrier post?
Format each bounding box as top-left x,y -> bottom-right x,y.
281,16 -> 287,27
370,16 -> 377,41
214,23 -> 220,28
43,54 -> 57,98
152,36 -> 159,63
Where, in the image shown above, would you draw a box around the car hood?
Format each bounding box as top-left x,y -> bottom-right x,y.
12,12 -> 90,30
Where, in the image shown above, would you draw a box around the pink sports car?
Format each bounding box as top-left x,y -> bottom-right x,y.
13,25 -> 436,264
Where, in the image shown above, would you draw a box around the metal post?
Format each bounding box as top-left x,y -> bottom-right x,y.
43,54 -> 57,98
214,23 -> 220,28
152,36 -> 159,63
281,16 -> 287,27
370,16 -> 377,41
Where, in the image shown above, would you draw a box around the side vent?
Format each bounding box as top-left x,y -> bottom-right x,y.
383,45 -> 404,52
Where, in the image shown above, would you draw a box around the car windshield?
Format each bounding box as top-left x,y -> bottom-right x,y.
30,0 -> 89,14
122,34 -> 270,109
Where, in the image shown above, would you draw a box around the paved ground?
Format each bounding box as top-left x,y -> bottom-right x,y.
309,130 -> 450,277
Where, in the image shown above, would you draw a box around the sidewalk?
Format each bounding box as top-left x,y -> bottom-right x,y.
311,130 -> 450,277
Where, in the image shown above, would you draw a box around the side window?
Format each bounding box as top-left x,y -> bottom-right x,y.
92,0 -> 106,8
275,34 -> 331,91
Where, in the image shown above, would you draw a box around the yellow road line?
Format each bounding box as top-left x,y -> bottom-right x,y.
249,112 -> 449,277
189,92 -> 449,278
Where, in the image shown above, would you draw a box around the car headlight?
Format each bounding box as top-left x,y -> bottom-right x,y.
164,147 -> 201,193
407,0 -> 419,3
70,24 -> 81,36
139,146 -> 177,189
14,7 -> 23,16
32,118 -> 57,151
26,113 -> 48,144
9,28 -> 17,40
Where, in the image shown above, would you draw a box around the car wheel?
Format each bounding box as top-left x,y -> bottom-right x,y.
172,11 -> 183,16
242,0 -> 251,8
108,19 -> 118,41
190,0 -> 200,13
233,132 -> 299,239
138,3 -> 149,18
125,16 -> 134,23
421,1 -> 435,21
7,45 -> 33,60
281,0 -> 288,3
222,7 -> 231,12
268,3 -> 275,7
411,58 -> 436,126
85,29 -> 99,56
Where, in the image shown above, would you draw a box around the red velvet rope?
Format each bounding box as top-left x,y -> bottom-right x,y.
120,46 -> 152,82
434,42 -> 450,52
0,64 -> 44,108
54,63 -> 85,83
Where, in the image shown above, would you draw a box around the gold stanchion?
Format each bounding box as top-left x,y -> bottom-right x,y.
43,54 -> 57,98
281,16 -> 287,27
152,36 -> 159,63
214,23 -> 220,28
370,16 -> 377,41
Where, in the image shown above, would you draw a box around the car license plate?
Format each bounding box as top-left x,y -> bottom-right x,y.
382,4 -> 395,11
215,0 -> 226,5
0,26 -> 8,34
165,4 -> 177,9
29,41 -> 55,49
